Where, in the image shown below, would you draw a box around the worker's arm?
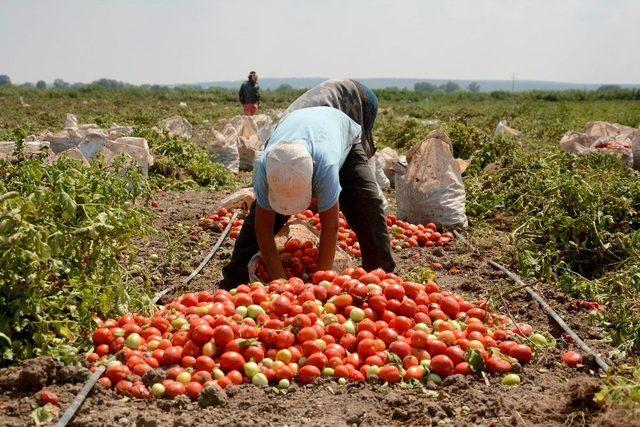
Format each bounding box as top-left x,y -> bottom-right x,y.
317,202 -> 340,271
255,204 -> 286,280
238,85 -> 244,104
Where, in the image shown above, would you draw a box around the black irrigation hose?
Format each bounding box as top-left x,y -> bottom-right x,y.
55,211 -> 238,427
152,211 -> 239,304
488,260 -> 610,372
451,230 -> 610,372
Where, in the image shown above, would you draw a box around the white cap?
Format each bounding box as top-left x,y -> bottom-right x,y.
266,140 -> 313,215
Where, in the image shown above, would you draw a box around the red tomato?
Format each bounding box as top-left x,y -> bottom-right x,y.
164,381 -> 186,399
486,357 -> 510,374
378,365 -> 401,383
509,344 -> 533,364
213,325 -> 235,348
384,284 -> 406,301
298,365 -> 321,384
453,362 -> 472,375
388,341 -> 412,358
37,390 -> 60,406
430,355 -> 454,377
561,351 -> 583,367
194,355 -> 215,372
92,328 -> 113,345
219,351 -> 245,372
404,365 -> 424,381
185,382 -> 204,400
162,346 -> 183,366
440,296 -> 460,318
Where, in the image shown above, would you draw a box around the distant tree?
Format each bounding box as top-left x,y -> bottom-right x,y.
92,78 -> 125,89
597,84 -> 621,91
0,75 -> 11,86
276,83 -> 293,91
414,82 -> 437,93
467,82 -> 481,93
36,80 -> 47,89
53,78 -> 69,88
440,81 -> 461,93
20,82 -> 35,88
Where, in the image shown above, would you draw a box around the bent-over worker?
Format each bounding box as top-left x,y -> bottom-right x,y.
222,80 -> 394,288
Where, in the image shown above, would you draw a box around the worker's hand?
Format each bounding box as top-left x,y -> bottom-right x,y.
317,202 -> 339,271
255,205 -> 286,280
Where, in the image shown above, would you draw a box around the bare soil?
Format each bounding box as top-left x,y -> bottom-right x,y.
2,189 -> 638,426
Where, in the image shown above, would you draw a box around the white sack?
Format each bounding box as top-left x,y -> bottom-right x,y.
396,130 -> 468,228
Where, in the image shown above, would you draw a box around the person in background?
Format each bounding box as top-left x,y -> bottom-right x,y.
222,79 -> 394,288
238,71 -> 260,116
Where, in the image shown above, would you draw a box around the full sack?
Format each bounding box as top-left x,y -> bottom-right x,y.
396,130 -> 468,228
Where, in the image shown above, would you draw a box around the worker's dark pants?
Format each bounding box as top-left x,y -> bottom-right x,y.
221,143 -> 395,289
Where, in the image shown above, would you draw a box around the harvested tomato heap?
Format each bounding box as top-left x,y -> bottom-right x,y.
200,207 -> 244,239
88,265 -> 538,401
254,238 -> 318,282
201,208 -> 453,257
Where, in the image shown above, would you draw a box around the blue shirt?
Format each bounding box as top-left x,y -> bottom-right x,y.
254,106 -> 362,212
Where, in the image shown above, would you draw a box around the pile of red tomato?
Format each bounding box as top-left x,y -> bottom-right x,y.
88,265 -> 540,401
200,208 -> 245,239
201,208 -> 453,258
254,238 -> 319,282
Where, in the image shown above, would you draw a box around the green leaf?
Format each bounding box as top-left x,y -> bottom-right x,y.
465,349 -> 485,374
31,403 -> 59,425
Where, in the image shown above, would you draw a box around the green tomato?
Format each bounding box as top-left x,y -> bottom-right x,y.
319,280 -> 332,289
125,333 -> 141,350
244,361 -> 260,378
415,323 -> 431,334
176,371 -> 191,385
323,314 -> 338,325
252,373 -> 269,387
420,359 -> 431,370
338,377 -> 347,385
366,284 -> 382,294
276,349 -> 292,363
212,368 -> 225,380
171,317 -> 188,330
150,253 -> 159,262
322,367 -> 335,377
502,374 -> 521,385
367,365 -> 380,376
151,383 -> 165,397
107,360 -> 122,368
427,373 -> 442,384
344,320 -> 356,335
262,358 -> 275,369
350,308 -> 366,322
235,306 -> 248,318
230,289 -> 237,296
247,304 -> 265,319
277,379 -> 290,389
530,333 -> 548,346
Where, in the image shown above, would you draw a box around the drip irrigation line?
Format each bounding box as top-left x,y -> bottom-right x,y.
452,230 -> 609,372
55,211 -> 238,427
488,260 -> 610,373
152,211 -> 238,304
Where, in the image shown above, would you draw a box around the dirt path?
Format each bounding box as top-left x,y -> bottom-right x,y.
1,190 -> 637,426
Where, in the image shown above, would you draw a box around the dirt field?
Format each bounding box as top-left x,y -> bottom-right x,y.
2,189 -> 638,426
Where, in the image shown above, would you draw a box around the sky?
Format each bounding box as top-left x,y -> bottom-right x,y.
1,0 -> 639,85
